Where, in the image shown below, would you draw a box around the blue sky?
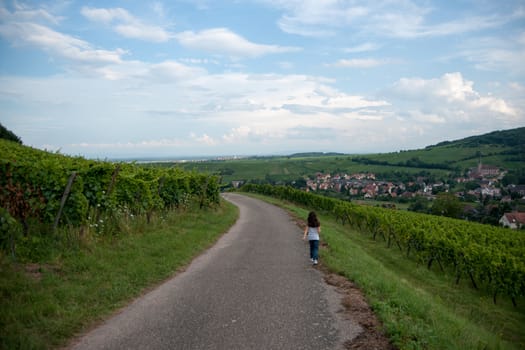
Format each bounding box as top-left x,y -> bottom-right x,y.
0,0 -> 524,159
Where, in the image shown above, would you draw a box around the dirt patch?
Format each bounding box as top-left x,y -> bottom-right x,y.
323,271 -> 395,349
292,215 -> 396,349
18,263 -> 62,282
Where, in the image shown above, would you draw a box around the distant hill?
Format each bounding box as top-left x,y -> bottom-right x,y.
288,152 -> 346,158
359,127 -> 525,172
166,127 -> 525,185
427,127 -> 525,148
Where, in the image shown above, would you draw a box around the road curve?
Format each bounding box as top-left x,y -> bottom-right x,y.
69,193 -> 359,350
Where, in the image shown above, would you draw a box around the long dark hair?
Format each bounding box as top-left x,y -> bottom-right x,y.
307,211 -> 320,228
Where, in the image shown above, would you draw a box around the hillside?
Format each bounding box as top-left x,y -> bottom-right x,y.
430,127 -> 525,148
361,127 -> 525,172
172,127 -> 524,185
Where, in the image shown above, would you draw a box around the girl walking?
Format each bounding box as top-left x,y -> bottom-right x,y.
303,211 -> 321,265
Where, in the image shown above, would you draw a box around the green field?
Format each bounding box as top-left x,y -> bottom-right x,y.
174,155 -> 452,184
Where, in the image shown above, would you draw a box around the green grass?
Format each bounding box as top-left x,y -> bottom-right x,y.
246,193 -> 525,350
0,200 -> 239,350
176,155 -> 452,184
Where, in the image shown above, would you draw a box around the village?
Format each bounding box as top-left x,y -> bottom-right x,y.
303,162 -> 525,229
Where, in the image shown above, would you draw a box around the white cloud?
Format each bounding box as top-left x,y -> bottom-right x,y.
71,139 -> 187,149
386,72 -> 521,137
82,58 -> 208,82
149,61 -> 207,81
344,42 -> 380,53
471,96 -> 517,116
455,33 -> 525,76
191,133 -> 216,145
0,21 -> 126,64
222,126 -> 252,143
0,3 -> 62,24
80,7 -> 132,23
391,72 -> 517,117
407,110 -> 446,124
261,0 -> 521,39
0,4 -> 209,82
81,6 -> 173,42
373,13 -> 507,39
264,0 -> 368,37
326,58 -> 389,68
2,1 -> 524,159
3,67 -> 520,157
0,4 -> 131,70
509,82 -> 525,91
175,28 -> 301,58
114,24 -> 171,42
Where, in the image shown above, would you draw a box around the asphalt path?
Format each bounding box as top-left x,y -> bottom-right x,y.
70,193 -> 359,350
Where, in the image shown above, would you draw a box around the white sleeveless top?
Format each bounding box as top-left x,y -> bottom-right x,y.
307,226 -> 319,240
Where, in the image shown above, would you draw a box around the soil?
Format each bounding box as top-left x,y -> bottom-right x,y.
18,263 -> 62,282
323,271 -> 396,349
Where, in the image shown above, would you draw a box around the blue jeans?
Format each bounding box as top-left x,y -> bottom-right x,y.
309,240 -> 319,260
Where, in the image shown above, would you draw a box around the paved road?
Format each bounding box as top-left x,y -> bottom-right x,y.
70,193 -> 358,350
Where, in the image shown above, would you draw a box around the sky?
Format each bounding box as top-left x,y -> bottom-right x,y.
0,0 -> 524,159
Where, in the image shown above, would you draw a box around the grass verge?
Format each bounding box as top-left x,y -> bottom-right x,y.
245,193 -> 525,350
0,200 -> 238,350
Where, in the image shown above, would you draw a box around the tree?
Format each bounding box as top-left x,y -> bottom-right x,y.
464,181 -> 481,191
431,193 -> 463,218
291,178 -> 307,189
502,169 -> 525,186
408,196 -> 430,213
0,123 -> 22,144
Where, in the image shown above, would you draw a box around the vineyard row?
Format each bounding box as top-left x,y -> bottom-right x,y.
0,140 -> 220,255
241,184 -> 525,306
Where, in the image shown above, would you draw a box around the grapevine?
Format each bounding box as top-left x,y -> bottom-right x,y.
0,140 -> 220,255
242,184 -> 525,305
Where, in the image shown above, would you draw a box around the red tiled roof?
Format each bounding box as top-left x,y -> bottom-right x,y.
504,212 -> 525,224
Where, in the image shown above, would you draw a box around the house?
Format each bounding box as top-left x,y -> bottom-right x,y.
401,191 -> 416,199
508,185 -> 525,197
499,212 -> 525,229
481,186 -> 501,198
306,180 -> 318,191
362,183 -> 378,197
500,196 -> 512,203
